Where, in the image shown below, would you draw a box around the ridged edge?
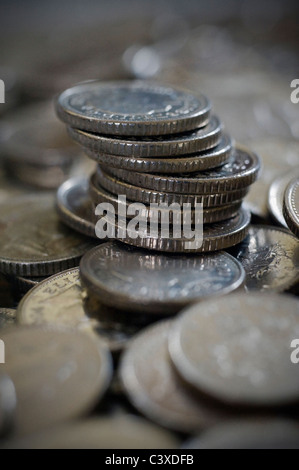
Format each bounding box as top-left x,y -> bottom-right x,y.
283,179 -> 299,238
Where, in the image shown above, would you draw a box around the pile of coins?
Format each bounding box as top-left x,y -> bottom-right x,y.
56,81 -> 260,252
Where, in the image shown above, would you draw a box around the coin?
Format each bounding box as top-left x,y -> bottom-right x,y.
283,178 -> 299,238
231,225 -> 299,292
0,373 -> 16,437
9,275 -> 45,294
268,168 -> 299,228
68,115 -> 221,157
0,308 -> 16,328
1,325 -> 112,435
169,293 -> 299,407
105,146 -> 260,194
56,177 -> 96,238
120,320 -> 233,433
183,419 -> 299,449
0,195 -> 95,277
101,208 -> 250,253
17,268 -> 135,354
85,134 -> 232,174
80,241 -> 245,313
3,414 -> 179,449
56,80 -> 211,136
95,169 -> 249,206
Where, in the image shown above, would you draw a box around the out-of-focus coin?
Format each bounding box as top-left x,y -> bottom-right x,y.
268,168 -> 299,228
0,373 -> 17,437
17,268 -> 135,354
4,161 -> 71,190
0,195 -> 95,277
120,320 -> 233,433
101,208 -> 250,253
9,275 -> 45,295
85,134 -> 232,174
231,225 -> 299,292
80,241 -> 245,314
283,178 -> 299,238
105,147 -> 261,194
0,309 -> 16,328
1,325 -> 112,435
183,419 -> 299,449
3,414 -> 179,449
68,115 -> 221,157
95,169 -> 249,206
56,80 -> 211,136
56,178 -> 96,238
169,293 -> 299,407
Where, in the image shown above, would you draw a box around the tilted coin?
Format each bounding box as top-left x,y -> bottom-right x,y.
3,414 -> 179,449
169,293 -> 299,407
56,80 -> 211,136
17,268 -> 136,354
85,134 -> 233,174
95,169 -> 249,206
68,115 -> 221,158
9,275 -> 46,295
80,241 -> 245,313
184,419 -> 299,449
0,373 -> 16,437
283,178 -> 299,238
56,177 -> 96,238
120,320 -> 234,433
0,309 -> 16,329
89,175 -> 242,225
231,225 -> 299,292
0,195 -> 95,277
268,168 -> 299,228
100,208 -> 250,253
104,146 -> 261,194
1,325 -> 112,435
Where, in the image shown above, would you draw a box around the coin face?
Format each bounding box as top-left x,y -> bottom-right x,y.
56,177 -> 96,238
17,268 -> 134,353
0,195 -> 95,276
56,80 -> 211,136
231,225 -> 299,292
283,178 -> 299,238
68,115 -> 221,157
268,168 -> 299,228
120,320 -> 232,433
85,134 -> 232,174
169,293 -> 299,407
0,308 -> 16,328
80,241 -> 245,313
0,373 -> 16,437
1,325 -> 112,435
105,146 -> 261,194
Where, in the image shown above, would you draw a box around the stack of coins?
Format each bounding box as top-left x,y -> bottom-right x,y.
56,81 -> 260,252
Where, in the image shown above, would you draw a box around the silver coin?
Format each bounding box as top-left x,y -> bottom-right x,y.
105,146 -> 261,194
56,177 -> 96,238
231,225 -> 299,292
0,373 -> 16,437
80,241 -> 245,313
268,168 -> 299,228
85,134 -> 233,174
56,80 -> 211,136
184,419 -> 299,449
0,308 -> 16,329
169,293 -> 299,407
99,208 -> 250,253
68,115 -> 221,157
283,178 -> 299,238
120,320 -> 234,433
95,169 -> 249,206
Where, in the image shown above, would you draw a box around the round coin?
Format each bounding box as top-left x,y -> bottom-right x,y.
104,146 -> 260,194
0,325 -> 112,435
0,195 -> 95,277
56,80 -> 211,136
268,168 -> 299,228
0,308 -> 16,329
231,225 -> 299,292
169,293 -> 299,407
85,134 -> 232,174
120,320 -> 234,433
283,178 -> 299,238
80,241 -> 245,314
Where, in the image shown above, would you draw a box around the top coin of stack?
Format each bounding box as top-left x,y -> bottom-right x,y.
56,81 -> 260,252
